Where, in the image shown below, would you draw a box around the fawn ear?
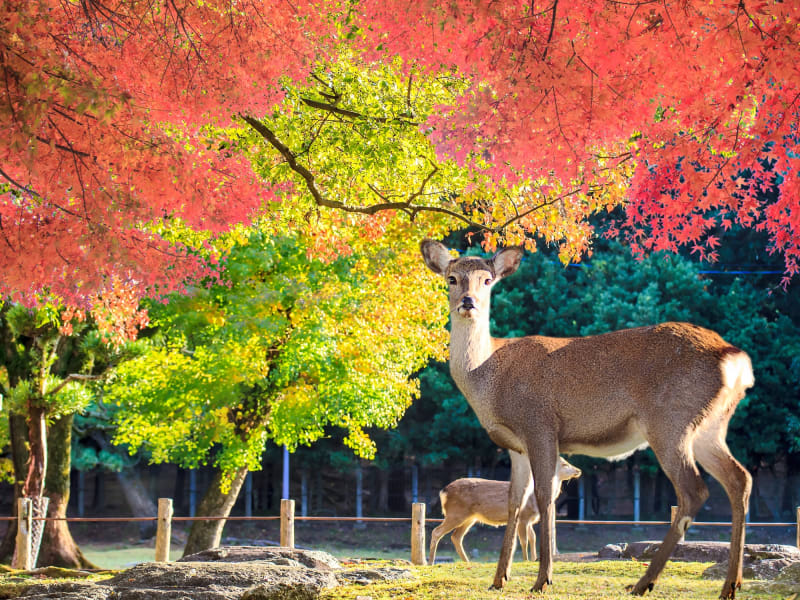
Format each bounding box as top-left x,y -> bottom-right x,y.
491,246 -> 523,279
420,240 -> 454,275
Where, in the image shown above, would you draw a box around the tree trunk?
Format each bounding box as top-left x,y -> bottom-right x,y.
23,400 -> 47,498
38,414 -> 97,568
91,432 -> 158,538
114,469 -> 158,539
781,458 -> 797,519
376,468 -> 389,514
0,415 -> 28,563
182,467 -> 248,557
91,469 -> 105,510
173,468 -> 186,515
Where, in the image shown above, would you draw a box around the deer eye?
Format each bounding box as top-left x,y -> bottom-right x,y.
448,276 -> 457,285
484,278 -> 493,286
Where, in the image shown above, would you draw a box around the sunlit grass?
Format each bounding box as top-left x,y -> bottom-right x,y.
323,560 -> 788,600
0,557 -> 790,599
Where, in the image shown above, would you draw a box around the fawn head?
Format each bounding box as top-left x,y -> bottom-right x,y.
420,240 -> 524,321
556,457 -> 582,482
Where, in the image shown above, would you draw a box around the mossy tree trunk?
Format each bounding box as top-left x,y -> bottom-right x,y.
23,400 -> 47,498
182,467 -> 248,557
0,415 -> 29,563
38,413 -> 97,568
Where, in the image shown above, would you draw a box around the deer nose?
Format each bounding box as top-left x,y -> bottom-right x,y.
461,296 -> 476,309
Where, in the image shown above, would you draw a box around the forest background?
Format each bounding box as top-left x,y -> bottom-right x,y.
1,0 -> 799,569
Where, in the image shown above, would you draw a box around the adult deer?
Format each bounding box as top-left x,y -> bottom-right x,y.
420,240 -> 753,598
429,455 -> 581,565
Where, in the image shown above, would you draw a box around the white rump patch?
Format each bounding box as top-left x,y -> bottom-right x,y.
721,352 -> 754,390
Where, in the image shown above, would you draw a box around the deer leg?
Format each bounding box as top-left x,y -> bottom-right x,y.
530,457 -> 558,592
629,438 -> 709,596
517,519 -> 536,561
450,522 -> 475,563
491,450 -> 532,589
521,520 -> 537,562
516,519 -> 529,561
694,430 -> 752,599
429,518 -> 459,565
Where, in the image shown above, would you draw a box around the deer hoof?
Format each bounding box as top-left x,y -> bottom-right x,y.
719,580 -> 741,599
626,581 -> 654,595
489,576 -> 507,591
531,577 -> 551,592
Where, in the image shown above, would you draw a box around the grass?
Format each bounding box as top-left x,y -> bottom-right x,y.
0,556 -> 791,599
323,561 -> 790,600
2,522 -> 794,598
81,544 -> 183,569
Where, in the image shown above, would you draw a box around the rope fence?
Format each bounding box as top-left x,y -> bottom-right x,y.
4,498 -> 800,567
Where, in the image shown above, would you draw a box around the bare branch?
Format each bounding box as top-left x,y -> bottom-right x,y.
0,215 -> 16,251
47,373 -> 103,397
243,115 -> 589,236
299,97 -> 420,126
541,0 -> 558,61
242,114 -> 415,215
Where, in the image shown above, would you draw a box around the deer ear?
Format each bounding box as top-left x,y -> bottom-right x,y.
492,246 -> 523,279
420,240 -> 454,275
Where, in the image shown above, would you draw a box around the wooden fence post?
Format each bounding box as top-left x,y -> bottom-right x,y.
13,498 -> 33,570
155,498 -> 173,562
671,506 -> 686,543
411,502 -> 426,565
280,499 -> 295,548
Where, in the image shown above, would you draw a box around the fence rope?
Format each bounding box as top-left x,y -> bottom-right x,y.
4,501 -> 799,567
0,515 -> 795,527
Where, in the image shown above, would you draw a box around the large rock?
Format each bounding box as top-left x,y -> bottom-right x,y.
12,548 -> 412,600
702,558 -> 797,581
1,580 -> 109,600
179,547 -> 342,571
619,541 -> 800,564
598,544 -> 626,559
744,561 -> 800,595
598,540 -> 800,590
701,546 -> 800,588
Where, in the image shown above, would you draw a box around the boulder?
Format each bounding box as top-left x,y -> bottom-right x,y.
599,540 -> 800,591
702,558 -> 796,581
621,541 -> 800,564
598,544 -> 627,559
178,547 -> 342,571
13,548 -> 412,600
745,561 -> 800,595
3,581 -> 110,600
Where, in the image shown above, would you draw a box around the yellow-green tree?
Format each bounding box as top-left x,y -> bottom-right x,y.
106,229 -> 447,553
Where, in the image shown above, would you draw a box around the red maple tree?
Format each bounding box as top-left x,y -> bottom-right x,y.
357,0 -> 800,281
3,0 -> 800,306
1,0 -> 330,306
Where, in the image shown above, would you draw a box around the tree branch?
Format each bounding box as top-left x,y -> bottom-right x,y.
242,114 -> 422,216
299,97 -> 419,126
541,0 -> 558,61
46,373 -> 103,398
242,114 -> 588,235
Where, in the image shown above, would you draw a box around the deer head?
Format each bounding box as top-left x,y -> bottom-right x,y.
420,240 -> 524,322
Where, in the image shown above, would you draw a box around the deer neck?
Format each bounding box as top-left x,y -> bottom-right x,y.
449,313 -> 494,382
